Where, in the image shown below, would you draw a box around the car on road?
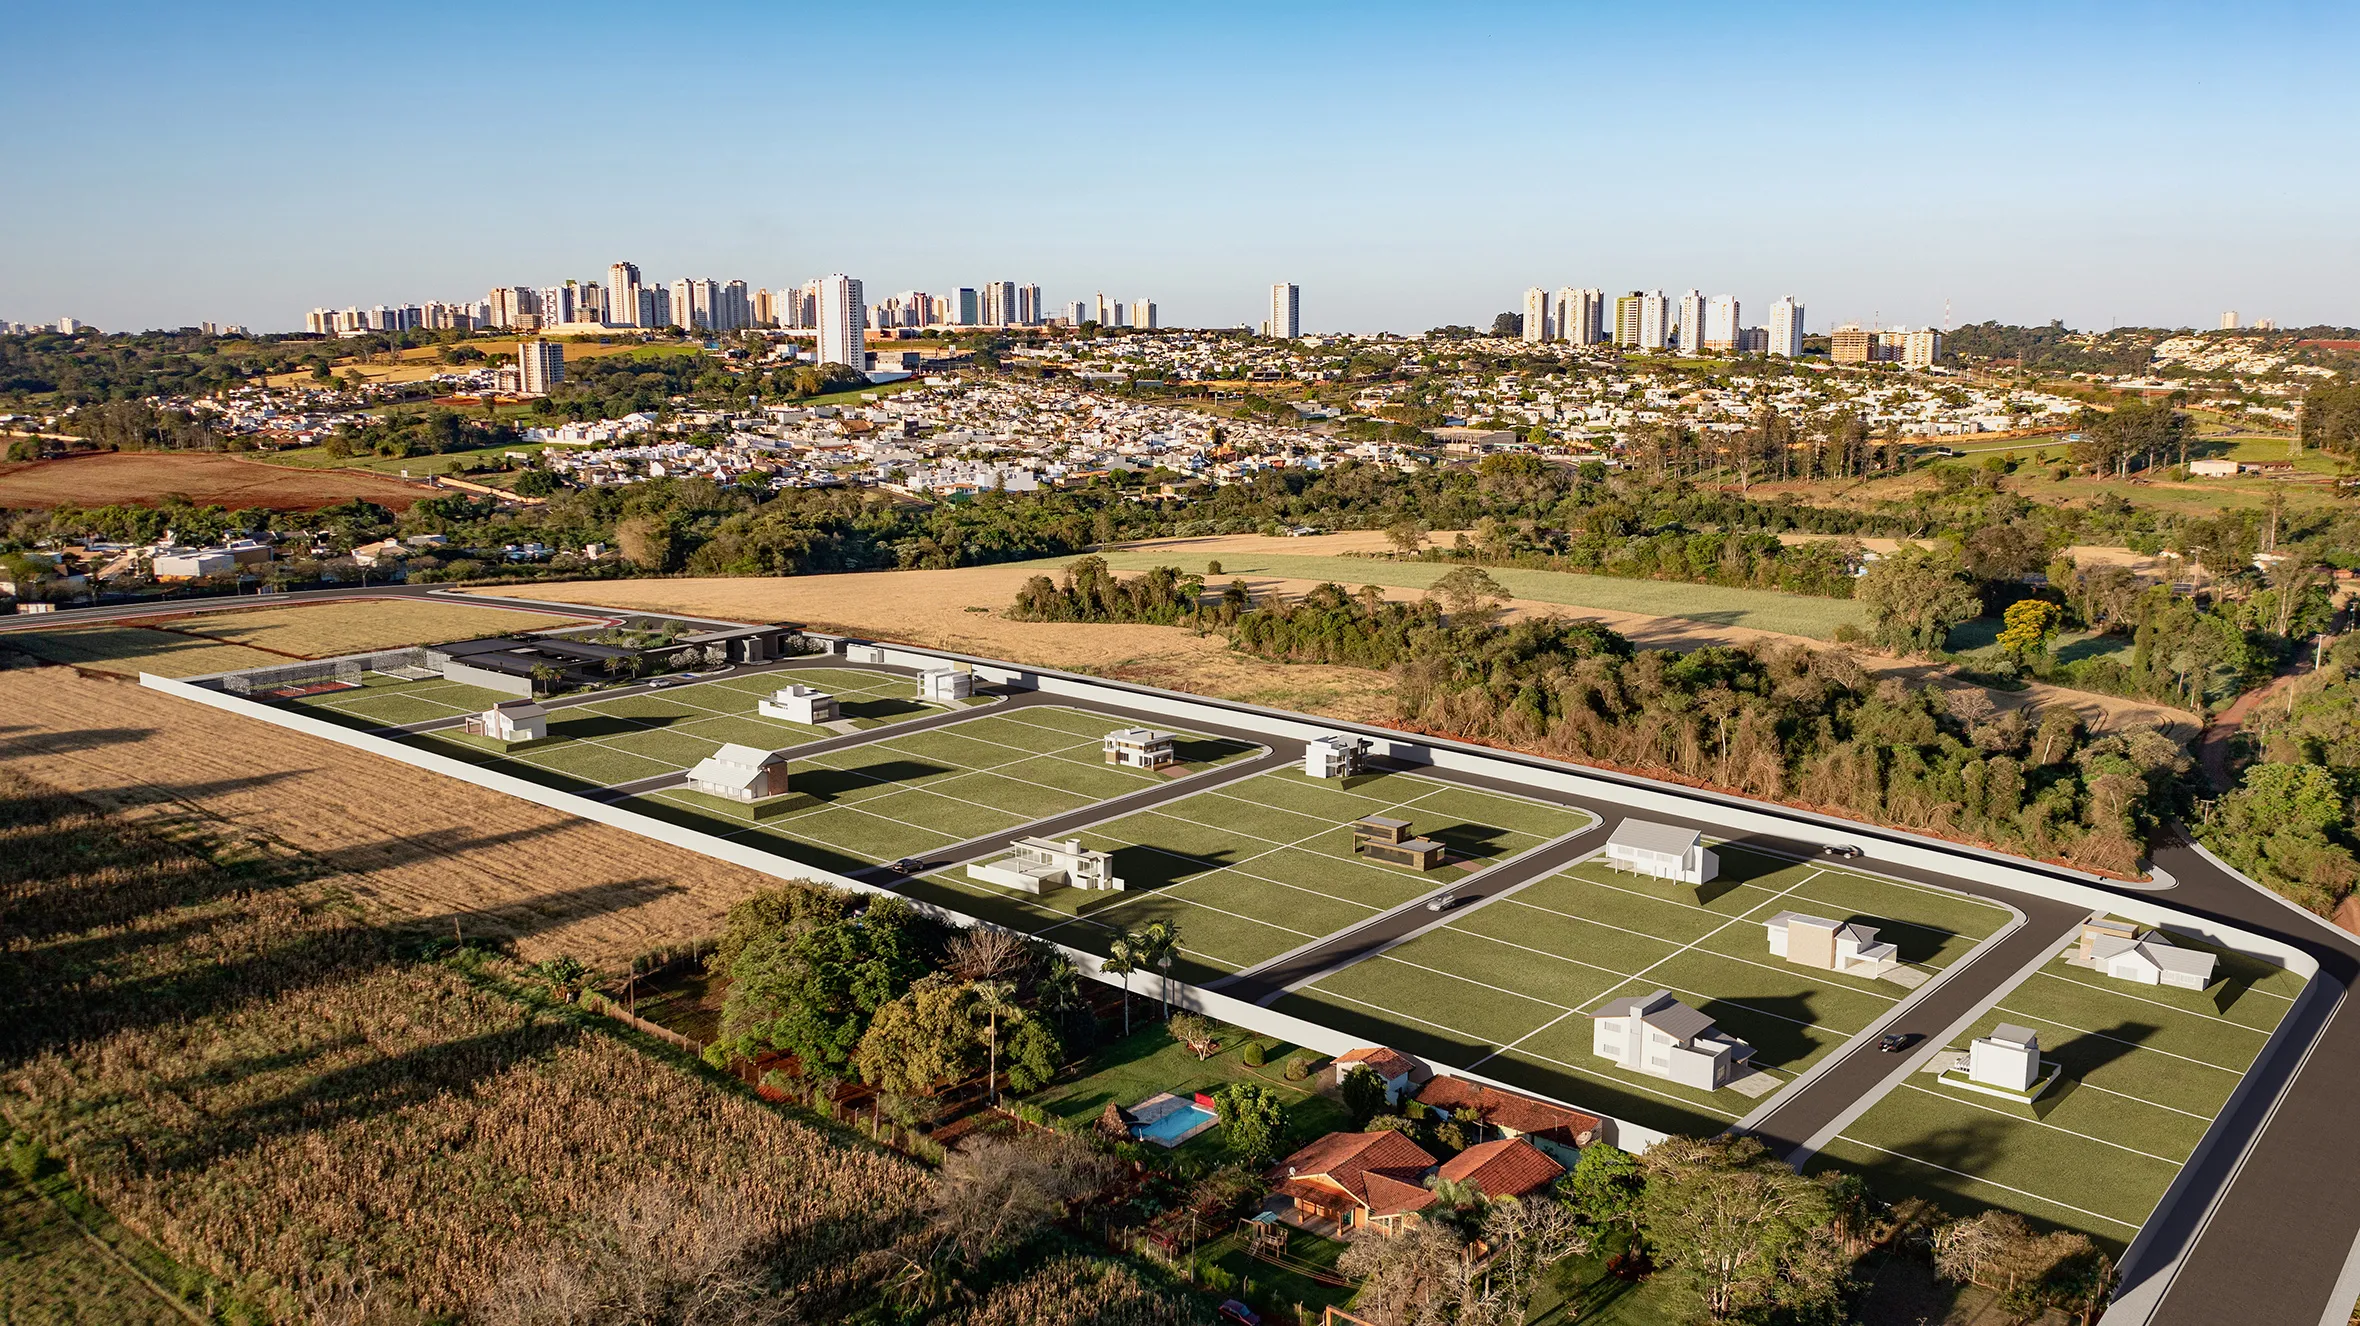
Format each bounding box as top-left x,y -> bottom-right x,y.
1425,891 -> 1463,913
893,858 -> 925,875
1878,1032 -> 1918,1053
646,678 -> 677,689
1822,843 -> 1863,858
1217,1302 -> 1261,1326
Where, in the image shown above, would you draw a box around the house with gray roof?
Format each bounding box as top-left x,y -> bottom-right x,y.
1589,989 -> 1752,1090
1603,820 -> 1718,885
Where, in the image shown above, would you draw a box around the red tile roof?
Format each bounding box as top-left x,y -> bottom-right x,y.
1413,1077 -> 1603,1145
1272,1129 -> 1439,1214
1438,1138 -> 1565,1201
1336,1046 -> 1422,1081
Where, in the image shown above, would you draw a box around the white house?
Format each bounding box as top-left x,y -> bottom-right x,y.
1333,1046 -> 1423,1104
1966,1024 -> 2042,1093
1603,821 -> 1718,885
2187,457 -> 2240,478
1589,989 -> 1753,1090
757,684 -> 838,725
1103,728 -> 1176,769
1765,911 -> 1899,978
1305,734 -> 1370,779
685,744 -> 792,802
919,667 -> 973,701
2089,929 -> 2218,990
844,643 -> 885,664
965,836 -> 1123,894
466,698 -> 548,744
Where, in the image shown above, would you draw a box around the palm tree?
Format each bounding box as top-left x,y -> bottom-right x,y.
972,979 -> 1022,1105
1134,920 -> 1182,1018
1103,939 -> 1139,1036
1037,957 -> 1081,1037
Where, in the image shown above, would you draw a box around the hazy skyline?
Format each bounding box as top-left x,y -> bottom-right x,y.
4,1 -> 2354,335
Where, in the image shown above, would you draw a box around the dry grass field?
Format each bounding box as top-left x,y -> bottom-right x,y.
1,625 -> 291,677
151,597 -> 594,657
0,451 -> 430,510
0,666 -> 789,965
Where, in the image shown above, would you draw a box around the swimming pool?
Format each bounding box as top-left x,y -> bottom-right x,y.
1127,1092 -> 1221,1147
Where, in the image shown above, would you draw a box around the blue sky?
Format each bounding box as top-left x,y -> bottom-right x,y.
3,1 -> 2352,335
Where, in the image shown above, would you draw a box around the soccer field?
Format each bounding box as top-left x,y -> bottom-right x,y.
1807,934 -> 2305,1252
900,766 -> 1597,983
626,705 -> 1262,876
1274,846 -> 2014,1138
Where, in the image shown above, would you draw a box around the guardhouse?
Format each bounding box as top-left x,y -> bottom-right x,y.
919,667 -> 972,702
1351,816 -> 1446,871
465,699 -> 548,744
685,744 -> 792,802
1305,734 -> 1370,779
1603,820 -> 1718,885
1103,728 -> 1177,770
757,684 -> 838,725
965,836 -> 1124,894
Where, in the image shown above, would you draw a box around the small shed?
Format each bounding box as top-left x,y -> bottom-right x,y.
1305,734 -> 1369,779
1351,816 -> 1445,870
758,684 -> 838,725
466,698 -> 548,744
685,743 -> 792,802
919,667 -> 973,702
1103,728 -> 1176,770
1603,820 -> 1718,885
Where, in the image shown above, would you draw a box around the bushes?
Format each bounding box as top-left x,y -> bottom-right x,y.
1241,1040 -> 1265,1067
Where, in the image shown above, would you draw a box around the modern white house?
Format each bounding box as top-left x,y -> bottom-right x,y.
685,744 -> 792,802
844,643 -> 886,664
1305,734 -> 1370,779
465,698 -> 547,744
757,684 -> 838,725
919,667 -> 973,701
1765,911 -> 1900,978
1602,820 -> 1718,885
1103,728 -> 1176,770
1332,1046 -> 1423,1104
1942,1022 -> 2056,1101
2089,928 -> 2218,990
1589,989 -> 1753,1090
965,836 -> 1123,894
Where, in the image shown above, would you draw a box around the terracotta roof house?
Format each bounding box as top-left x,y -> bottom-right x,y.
1436,1138 -> 1565,1202
1411,1077 -> 1602,1166
1268,1130 -> 1440,1235
1334,1047 -> 1426,1104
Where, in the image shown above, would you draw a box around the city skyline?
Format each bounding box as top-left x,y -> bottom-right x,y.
3,1 -> 2354,334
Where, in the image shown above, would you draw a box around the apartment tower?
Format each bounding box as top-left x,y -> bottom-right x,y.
817,274 -> 865,368
1269,283 -> 1300,338
1768,296 -> 1805,357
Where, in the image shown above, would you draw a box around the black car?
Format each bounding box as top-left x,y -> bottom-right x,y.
1822,843 -> 1864,859
893,857 -> 924,875
1878,1032 -> 1918,1053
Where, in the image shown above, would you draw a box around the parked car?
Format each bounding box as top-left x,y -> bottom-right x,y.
1217,1302 -> 1261,1326
1822,843 -> 1863,859
1878,1032 -> 1918,1053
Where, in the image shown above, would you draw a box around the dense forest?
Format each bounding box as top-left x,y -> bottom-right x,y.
0,327 -> 318,403
2207,635 -> 2360,914
1941,321 -> 2155,375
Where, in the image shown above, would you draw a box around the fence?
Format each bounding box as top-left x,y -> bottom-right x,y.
221,648 -> 431,695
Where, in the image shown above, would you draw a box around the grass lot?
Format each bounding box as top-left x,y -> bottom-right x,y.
629,705 -> 1262,876
155,599 -> 590,656
1807,932 -> 2304,1253
1029,549 -> 1869,640
903,767 -> 1596,982
800,377 -> 933,410
0,1159 -> 218,1325
1023,1021 -> 1348,1168
261,438 -> 565,477
1943,616 -> 2134,669
1,623 -> 292,677
1276,847 -> 2013,1138
1206,1225 -> 1356,1321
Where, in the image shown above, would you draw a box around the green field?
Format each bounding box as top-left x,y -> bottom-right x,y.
1807,933 -> 2304,1252
1032,549 -> 1869,640
1275,847 -> 2013,1138
900,767 -> 1595,981
1022,1021 -> 1348,1168
626,705 -> 1261,875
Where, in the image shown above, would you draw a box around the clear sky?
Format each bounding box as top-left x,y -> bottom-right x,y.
4,1 -> 2353,336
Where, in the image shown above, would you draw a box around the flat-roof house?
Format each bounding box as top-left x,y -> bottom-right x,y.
1333,1046 -> 1424,1104
1268,1130 -> 1440,1236
685,744 -> 792,802
1103,727 -> 1176,770
464,698 -> 547,744
2187,457 -> 2240,477
151,549 -> 239,580
1603,820 -> 1717,885
1305,734 -> 1370,779
965,835 -> 1123,894
1967,1023 -> 2042,1093
1410,1076 -> 1602,1166
758,684 -> 838,725
2089,929 -> 2217,990
919,667 -> 972,701
1351,816 -> 1446,871
1589,989 -> 1753,1090
1765,911 -> 1899,978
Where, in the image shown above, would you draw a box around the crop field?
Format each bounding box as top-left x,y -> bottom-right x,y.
902,767 -> 1595,983
0,451 -> 431,510
0,623 -> 290,677
1808,935 -> 2304,1252
1273,846 -> 2014,1137
153,598 -> 593,656
627,705 -> 1263,876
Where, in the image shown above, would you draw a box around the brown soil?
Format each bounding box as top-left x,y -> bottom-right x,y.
0,665 -> 783,966
0,452 -> 431,511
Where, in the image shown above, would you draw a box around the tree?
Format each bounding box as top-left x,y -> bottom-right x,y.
924,1132 -> 1121,1269
1001,1016 -> 1064,1094
971,979 -> 1022,1104
1481,1197 -> 1590,1314
1129,920 -> 1180,1017
1166,1011 -> 1217,1060
1636,1135 -> 1849,1323
1338,1222 -> 1476,1326
1856,545 -> 1982,653
1560,1141 -> 1645,1234
1216,1083 -> 1288,1165
1994,598 -> 2063,665
1430,565 -> 1510,628
854,975 -> 978,1096
1340,1063 -> 1390,1126
715,897 -> 926,1077
1384,518 -> 1428,555
1102,938 -> 1140,1036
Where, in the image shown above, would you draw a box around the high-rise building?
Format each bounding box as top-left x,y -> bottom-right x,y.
1636,291 -> 1671,351
517,340 -> 564,394
1093,292 -> 1114,326
1675,290 -> 1706,356
1768,296 -> 1805,358
2220,310 -> 2240,330
1018,284 -> 1041,325
539,285 -> 575,327
1553,287 -> 1603,345
577,281 -> 604,325
607,261 -> 641,328
1613,291 -> 1644,346
752,287 -> 776,328
2255,316 -> 2278,331
985,281 -> 1018,327
1064,300 -> 1087,325
1829,325 -> 1873,364
638,285 -> 671,329
817,274 -> 865,368
952,288 -> 979,326
1704,295 -> 1741,353
1902,328 -> 1943,368
487,286 -> 534,330
1522,287 -> 1551,342
1269,283 -> 1300,338
1133,297 -> 1157,330
715,280 -> 752,332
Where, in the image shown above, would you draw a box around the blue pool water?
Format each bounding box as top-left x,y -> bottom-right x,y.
1131,1103 -> 1216,1146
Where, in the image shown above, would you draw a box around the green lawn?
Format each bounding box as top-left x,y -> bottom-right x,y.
906,768 -> 1595,982
1807,930 -> 2303,1253
1276,847 -> 2012,1138
1029,549 -> 1869,640
1205,1226 -> 1357,1321
1022,1021 -> 1348,1169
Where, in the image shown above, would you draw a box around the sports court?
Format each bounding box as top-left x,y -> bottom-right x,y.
901,767 -> 1597,984
626,705 -> 1262,876
1808,935 -> 2303,1252
1273,844 -> 2014,1137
